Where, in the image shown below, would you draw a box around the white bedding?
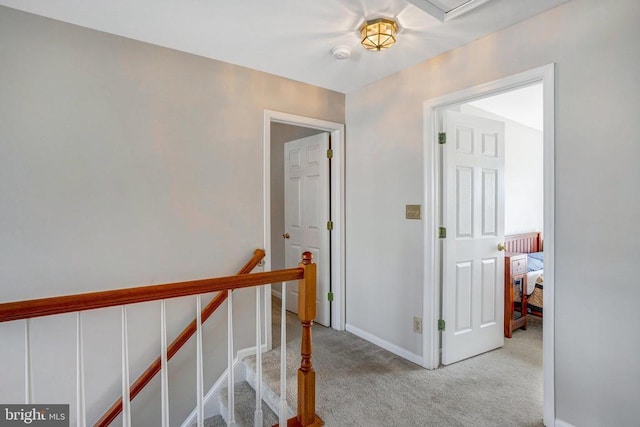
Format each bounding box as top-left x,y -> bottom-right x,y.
526,270 -> 543,295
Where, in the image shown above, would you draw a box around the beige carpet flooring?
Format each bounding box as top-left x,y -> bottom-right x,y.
246,297 -> 543,427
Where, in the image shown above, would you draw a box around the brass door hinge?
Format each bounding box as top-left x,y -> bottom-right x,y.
327,149 -> 334,159
438,132 -> 447,144
438,227 -> 447,238
438,319 -> 446,331
327,221 -> 334,231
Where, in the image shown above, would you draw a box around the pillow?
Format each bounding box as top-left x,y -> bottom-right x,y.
527,252 -> 544,272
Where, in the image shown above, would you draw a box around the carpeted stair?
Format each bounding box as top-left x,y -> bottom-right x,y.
201,349 -> 293,427
202,414 -> 226,427
213,377 -> 282,427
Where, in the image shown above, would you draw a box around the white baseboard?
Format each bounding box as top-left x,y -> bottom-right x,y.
555,419 -> 576,427
180,344 -> 267,427
345,323 -> 424,366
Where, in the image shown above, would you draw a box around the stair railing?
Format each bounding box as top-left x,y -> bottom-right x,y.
0,251 -> 322,427
96,248 -> 265,426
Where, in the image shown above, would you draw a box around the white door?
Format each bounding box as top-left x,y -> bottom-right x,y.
441,110 -> 505,365
284,133 -> 331,326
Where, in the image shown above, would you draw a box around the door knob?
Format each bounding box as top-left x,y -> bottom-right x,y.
283,233 -> 290,239
497,243 -> 506,251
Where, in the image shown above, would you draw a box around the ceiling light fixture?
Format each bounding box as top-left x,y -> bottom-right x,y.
360,18 -> 398,51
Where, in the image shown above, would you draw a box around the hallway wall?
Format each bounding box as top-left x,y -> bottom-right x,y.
345,0 -> 640,425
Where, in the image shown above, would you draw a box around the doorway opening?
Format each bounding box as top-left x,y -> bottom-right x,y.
263,111 -> 345,349
422,64 -> 555,425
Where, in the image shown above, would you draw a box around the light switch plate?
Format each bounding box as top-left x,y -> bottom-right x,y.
406,204 -> 421,220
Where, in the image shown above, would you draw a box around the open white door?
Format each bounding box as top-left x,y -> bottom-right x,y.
284,133 -> 331,326
441,110 -> 505,365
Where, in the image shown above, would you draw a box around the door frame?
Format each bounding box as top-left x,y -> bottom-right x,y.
263,110 -> 346,345
422,64 -> 555,426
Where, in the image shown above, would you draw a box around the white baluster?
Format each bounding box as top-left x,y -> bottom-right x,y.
279,282 -> 288,425
76,313 -> 87,427
24,319 -> 33,404
254,287 -> 263,427
196,295 -> 204,427
227,291 -> 237,426
121,307 -> 131,427
160,300 -> 170,427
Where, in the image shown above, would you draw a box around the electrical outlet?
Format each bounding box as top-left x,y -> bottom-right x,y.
413,316 -> 422,334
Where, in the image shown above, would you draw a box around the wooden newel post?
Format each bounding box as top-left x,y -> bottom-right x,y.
294,251 -> 323,427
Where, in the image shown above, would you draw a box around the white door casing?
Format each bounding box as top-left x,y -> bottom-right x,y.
441,110 -> 505,365
284,133 -> 331,326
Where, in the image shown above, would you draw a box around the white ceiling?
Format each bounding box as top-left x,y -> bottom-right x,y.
0,0 -> 567,93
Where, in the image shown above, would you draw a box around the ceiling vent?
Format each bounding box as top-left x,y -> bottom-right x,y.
405,0 -> 491,22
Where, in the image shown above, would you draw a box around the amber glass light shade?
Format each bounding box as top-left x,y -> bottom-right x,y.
360,18 -> 398,51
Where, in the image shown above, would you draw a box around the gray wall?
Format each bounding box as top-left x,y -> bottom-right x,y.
345,0 -> 640,425
0,6 -> 344,426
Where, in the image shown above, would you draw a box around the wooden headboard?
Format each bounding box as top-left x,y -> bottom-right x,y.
505,232 -> 542,253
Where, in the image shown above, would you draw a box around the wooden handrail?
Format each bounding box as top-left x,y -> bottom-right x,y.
0,250 -> 321,427
0,266 -> 301,323
95,248 -> 265,427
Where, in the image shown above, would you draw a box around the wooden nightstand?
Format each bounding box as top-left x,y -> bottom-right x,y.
504,252 -> 528,338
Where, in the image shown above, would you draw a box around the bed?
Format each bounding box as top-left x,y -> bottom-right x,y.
504,232 -> 544,336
